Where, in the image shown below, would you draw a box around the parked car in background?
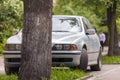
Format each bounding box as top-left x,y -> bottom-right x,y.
3,15 -> 102,74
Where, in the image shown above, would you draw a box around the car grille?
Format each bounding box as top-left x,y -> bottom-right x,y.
6,58 -> 73,63
52,58 -> 73,62
7,58 -> 21,62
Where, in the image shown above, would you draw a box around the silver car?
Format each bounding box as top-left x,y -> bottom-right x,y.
3,15 -> 102,74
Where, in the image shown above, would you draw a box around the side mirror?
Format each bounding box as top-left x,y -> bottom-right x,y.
86,29 -> 96,35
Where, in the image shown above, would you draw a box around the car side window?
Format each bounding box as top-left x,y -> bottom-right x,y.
77,18 -> 83,31
82,18 -> 88,31
86,19 -> 94,29
82,18 -> 93,31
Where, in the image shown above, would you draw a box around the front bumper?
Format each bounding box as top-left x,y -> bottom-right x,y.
3,50 -> 81,67
52,51 -> 81,67
4,51 -> 21,67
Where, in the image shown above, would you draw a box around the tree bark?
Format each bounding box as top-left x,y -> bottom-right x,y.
113,22 -> 120,55
19,0 -> 52,80
107,0 -> 120,56
107,1 -> 115,56
113,0 -> 120,55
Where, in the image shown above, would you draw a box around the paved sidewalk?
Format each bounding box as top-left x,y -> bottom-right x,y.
102,46 -> 108,56
88,65 -> 120,80
0,57 -> 5,74
0,55 -> 3,59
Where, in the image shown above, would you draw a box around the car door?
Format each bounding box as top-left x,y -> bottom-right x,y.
82,18 -> 98,62
82,18 -> 93,52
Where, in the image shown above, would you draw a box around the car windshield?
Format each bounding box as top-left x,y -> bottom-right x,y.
52,17 -> 82,32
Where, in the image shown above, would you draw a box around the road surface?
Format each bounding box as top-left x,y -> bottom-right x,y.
0,56 -> 5,74
102,46 -> 108,56
87,65 -> 120,80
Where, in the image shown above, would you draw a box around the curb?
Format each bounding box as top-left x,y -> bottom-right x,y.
76,74 -> 93,80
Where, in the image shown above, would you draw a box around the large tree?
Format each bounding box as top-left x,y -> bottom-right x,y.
107,0 -> 116,56
19,0 -> 52,80
107,0 -> 120,56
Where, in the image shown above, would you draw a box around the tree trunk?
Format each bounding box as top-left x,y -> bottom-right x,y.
107,0 -> 120,56
19,0 -> 52,80
114,24 -> 119,48
113,22 -> 120,55
107,1 -> 115,56
113,0 -> 120,55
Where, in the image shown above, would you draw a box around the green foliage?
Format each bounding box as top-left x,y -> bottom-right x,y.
0,0 -> 23,54
0,0 -> 23,35
0,38 -> 6,54
117,2 -> 120,34
102,56 -> 120,64
0,69 -> 87,80
0,74 -> 18,80
0,43 -> 4,54
51,69 -> 87,80
117,3 -> 120,17
116,18 -> 120,34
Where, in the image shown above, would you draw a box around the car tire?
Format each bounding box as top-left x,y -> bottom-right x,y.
90,48 -> 102,71
78,48 -> 88,71
5,65 -> 19,74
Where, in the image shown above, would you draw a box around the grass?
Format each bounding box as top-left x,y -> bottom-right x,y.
0,69 -> 87,80
102,56 -> 120,64
51,68 -> 87,80
0,74 -> 18,80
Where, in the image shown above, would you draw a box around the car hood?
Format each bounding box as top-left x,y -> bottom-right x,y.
6,33 -> 22,44
6,32 -> 82,44
52,32 -> 82,44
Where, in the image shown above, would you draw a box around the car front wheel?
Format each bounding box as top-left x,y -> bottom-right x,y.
5,65 -> 19,74
78,48 -> 88,71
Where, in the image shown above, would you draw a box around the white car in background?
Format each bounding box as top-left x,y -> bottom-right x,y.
3,15 -> 102,74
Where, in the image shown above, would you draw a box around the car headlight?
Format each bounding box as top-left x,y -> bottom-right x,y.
4,44 -> 21,51
52,44 -> 77,50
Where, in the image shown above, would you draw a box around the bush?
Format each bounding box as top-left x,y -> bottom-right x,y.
0,43 -> 4,54
0,0 -> 23,52
0,45 -> 3,54
0,38 -> 7,54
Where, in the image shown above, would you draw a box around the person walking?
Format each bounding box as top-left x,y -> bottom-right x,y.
99,32 -> 106,51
